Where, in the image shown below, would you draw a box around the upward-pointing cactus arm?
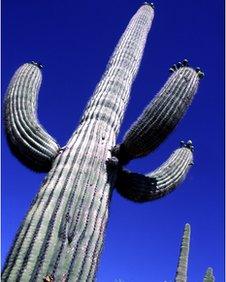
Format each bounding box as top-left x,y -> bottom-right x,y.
4,62 -> 60,172
112,63 -> 202,165
115,143 -> 193,202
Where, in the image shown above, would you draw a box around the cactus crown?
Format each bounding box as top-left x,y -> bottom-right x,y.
31,61 -> 43,69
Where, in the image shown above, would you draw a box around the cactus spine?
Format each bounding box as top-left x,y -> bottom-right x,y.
3,3 -> 203,281
203,267 -> 215,282
175,223 -> 191,282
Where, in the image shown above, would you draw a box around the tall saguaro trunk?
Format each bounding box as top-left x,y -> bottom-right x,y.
3,5 -> 153,281
3,3 -> 203,282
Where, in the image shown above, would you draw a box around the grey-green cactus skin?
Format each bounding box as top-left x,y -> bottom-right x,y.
203,267 -> 215,282
3,3 -> 202,282
4,63 -> 60,172
113,67 -> 199,164
175,223 -> 191,282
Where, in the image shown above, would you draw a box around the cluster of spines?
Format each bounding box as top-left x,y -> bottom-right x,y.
43,274 -> 54,282
143,2 -> 155,9
180,140 -> 194,152
31,61 -> 43,69
169,59 -> 204,79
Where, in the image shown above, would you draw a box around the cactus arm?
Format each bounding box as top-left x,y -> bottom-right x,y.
175,223 -> 191,282
2,5 -> 154,281
115,143 -> 193,202
203,267 -> 215,282
112,65 -> 201,165
4,62 -> 60,172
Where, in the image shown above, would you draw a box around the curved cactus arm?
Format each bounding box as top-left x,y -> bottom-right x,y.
112,62 -> 202,165
203,267 -> 215,282
175,223 -> 191,282
115,142 -> 193,202
4,62 -> 60,172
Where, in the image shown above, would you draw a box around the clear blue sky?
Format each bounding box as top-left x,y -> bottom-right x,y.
2,0 -> 224,281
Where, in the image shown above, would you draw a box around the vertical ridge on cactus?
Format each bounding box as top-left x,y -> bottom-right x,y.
175,223 -> 191,282
203,267 -> 215,282
3,3 -> 203,281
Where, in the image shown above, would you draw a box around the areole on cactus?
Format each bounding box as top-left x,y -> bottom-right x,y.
3,2 -> 203,281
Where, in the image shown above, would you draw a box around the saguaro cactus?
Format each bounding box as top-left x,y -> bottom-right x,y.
175,223 -> 191,282
173,226 -> 215,282
203,267 -> 215,282
3,3 -> 203,281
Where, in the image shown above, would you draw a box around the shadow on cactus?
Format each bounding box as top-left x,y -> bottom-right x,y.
3,2 -> 203,281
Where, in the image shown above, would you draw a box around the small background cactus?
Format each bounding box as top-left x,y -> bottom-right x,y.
174,224 -> 215,282
2,0 -> 224,281
203,267 -> 215,282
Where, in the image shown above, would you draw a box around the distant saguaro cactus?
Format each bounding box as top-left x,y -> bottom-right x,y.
3,3 -> 203,281
175,223 -> 191,282
173,225 -> 215,282
203,267 -> 215,282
